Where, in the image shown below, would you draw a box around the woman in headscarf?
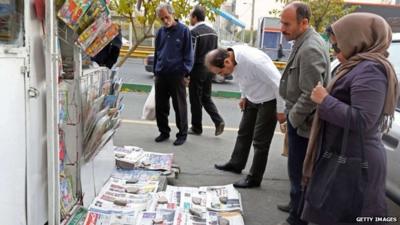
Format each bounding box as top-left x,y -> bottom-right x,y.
301,13 -> 398,225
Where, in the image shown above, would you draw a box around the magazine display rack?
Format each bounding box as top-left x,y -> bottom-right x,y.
50,0 -> 123,223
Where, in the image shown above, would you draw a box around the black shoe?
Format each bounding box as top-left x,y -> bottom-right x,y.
277,202 -> 292,213
188,127 -> 202,135
214,162 -> 241,174
155,133 -> 169,142
173,137 -> 186,146
233,176 -> 261,188
215,122 -> 225,136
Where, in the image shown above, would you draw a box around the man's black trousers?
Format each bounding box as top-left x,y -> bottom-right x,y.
155,75 -> 188,138
229,99 -> 277,183
189,65 -> 223,133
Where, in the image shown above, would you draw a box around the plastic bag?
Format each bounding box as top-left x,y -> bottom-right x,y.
141,85 -> 156,120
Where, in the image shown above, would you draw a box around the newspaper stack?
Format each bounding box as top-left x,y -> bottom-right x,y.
114,146 -> 174,171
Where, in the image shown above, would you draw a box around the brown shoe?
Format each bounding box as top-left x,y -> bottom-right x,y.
215,122 -> 225,136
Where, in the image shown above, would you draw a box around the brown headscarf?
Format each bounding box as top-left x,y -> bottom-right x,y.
302,13 -> 399,185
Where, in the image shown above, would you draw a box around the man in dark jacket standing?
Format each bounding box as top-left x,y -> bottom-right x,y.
188,5 -> 224,136
153,3 -> 194,146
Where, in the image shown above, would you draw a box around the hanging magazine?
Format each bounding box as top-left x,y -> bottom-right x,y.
77,14 -> 111,50
75,0 -> 109,34
57,0 -> 92,30
84,23 -> 119,57
60,175 -> 77,217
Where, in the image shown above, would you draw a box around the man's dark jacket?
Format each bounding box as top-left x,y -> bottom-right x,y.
190,23 -> 218,65
154,21 -> 194,76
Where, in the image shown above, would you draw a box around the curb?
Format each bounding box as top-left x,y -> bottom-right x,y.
121,83 -> 241,99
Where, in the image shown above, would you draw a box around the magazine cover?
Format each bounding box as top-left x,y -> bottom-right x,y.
60,175 -> 77,216
75,0 -> 109,34
57,0 -> 92,30
84,23 -> 119,57
65,207 -> 88,225
77,14 -> 111,50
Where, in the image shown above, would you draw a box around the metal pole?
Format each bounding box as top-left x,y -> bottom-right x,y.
45,0 -> 60,224
249,0 -> 256,46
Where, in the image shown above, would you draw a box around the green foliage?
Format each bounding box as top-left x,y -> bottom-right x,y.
110,0 -> 224,66
271,0 -> 357,33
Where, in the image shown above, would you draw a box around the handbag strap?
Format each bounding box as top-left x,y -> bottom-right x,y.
338,107 -> 352,157
356,110 -> 368,168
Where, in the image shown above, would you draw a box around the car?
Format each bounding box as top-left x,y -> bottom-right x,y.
143,54 -> 154,73
143,54 -> 233,83
330,33 -> 400,205
383,33 -> 400,206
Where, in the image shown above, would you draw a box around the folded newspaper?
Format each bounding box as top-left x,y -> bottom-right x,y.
111,168 -> 161,183
200,184 -> 243,212
115,146 -> 174,171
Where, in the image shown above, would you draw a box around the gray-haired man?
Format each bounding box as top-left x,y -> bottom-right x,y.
153,3 -> 194,146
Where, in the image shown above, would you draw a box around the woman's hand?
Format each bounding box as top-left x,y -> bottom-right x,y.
311,81 -> 329,104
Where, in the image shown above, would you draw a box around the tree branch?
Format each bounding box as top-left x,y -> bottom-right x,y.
129,14 -> 139,41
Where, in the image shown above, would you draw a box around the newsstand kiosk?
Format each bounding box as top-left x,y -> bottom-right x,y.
0,0 -> 121,224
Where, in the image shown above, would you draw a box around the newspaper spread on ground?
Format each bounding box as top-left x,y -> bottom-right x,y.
83,210 -> 137,225
162,186 -> 207,211
136,209 -> 176,225
83,145 -> 245,225
88,193 -> 152,215
200,184 -> 243,212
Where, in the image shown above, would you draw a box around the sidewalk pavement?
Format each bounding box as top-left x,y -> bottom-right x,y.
84,92 -> 400,225
114,92 -> 291,225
